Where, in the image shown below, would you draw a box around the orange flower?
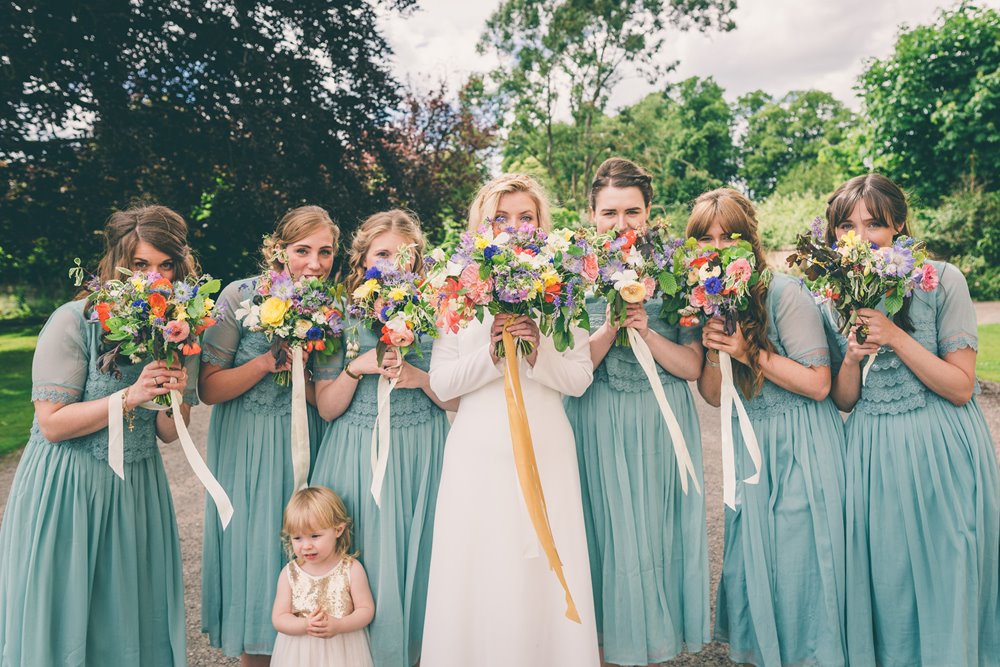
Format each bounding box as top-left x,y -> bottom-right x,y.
148,293 -> 167,318
543,282 -> 562,303
306,339 -> 326,353
150,278 -> 173,291
679,315 -> 700,327
194,316 -> 217,335
181,341 -> 201,356
95,302 -> 112,332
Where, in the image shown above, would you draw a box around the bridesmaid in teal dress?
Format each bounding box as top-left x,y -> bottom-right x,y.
200,205 -> 336,665
824,174 -> 999,667
311,209 -> 455,667
692,189 -> 848,667
0,205 -> 199,666
564,158 -> 711,665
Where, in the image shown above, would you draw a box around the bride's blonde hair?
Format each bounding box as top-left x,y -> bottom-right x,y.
466,174 -> 552,232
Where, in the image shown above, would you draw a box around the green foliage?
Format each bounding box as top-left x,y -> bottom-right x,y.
737,89 -> 855,199
918,180 -> 1000,263
955,255 -> 1000,300
977,324 -> 1000,382
0,325 -> 37,456
755,191 -> 829,250
482,0 -> 736,208
858,3 -> 1000,202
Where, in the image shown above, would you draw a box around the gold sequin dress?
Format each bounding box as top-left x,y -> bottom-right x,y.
271,557 -> 374,667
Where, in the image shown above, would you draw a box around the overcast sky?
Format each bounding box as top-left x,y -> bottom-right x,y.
379,0 -> 1000,113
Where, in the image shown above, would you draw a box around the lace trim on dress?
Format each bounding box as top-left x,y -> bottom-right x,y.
31,386 -> 81,404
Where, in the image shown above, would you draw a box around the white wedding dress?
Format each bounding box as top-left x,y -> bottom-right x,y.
420,314 -> 600,667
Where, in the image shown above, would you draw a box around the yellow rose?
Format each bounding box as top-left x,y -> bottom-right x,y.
619,280 -> 647,304
259,297 -> 291,327
353,278 -> 380,301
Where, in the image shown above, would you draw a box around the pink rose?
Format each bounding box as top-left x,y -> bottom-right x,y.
460,264 -> 494,305
389,328 -> 415,347
689,285 -> 707,308
641,276 -> 656,301
920,263 -> 939,291
725,258 -> 752,283
163,319 -> 190,344
582,253 -> 599,282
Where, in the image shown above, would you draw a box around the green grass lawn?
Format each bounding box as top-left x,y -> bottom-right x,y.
977,323 -> 1000,383
0,323 -> 40,456
0,321 -> 998,458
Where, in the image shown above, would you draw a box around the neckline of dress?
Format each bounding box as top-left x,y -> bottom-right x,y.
293,556 -> 347,579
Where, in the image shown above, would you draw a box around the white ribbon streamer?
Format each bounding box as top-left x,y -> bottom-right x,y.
107,388 -> 234,529
369,373 -> 397,507
718,351 -> 762,509
290,352 -> 311,493
861,351 -> 877,386
626,328 -> 701,496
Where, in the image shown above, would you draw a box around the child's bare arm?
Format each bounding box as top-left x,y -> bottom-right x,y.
272,566 -> 309,636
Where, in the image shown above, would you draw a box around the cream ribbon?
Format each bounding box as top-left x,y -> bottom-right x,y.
861,352 -> 877,386
718,351 -> 762,509
626,328 -> 701,496
107,388 -> 234,529
290,352 -> 311,492
369,374 -> 397,507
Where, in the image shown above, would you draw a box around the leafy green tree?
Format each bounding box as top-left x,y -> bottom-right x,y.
858,2 -> 1000,202
481,0 -> 737,207
736,89 -> 854,199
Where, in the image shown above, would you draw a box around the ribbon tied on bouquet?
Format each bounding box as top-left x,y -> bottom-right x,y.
717,350 -> 762,510
369,353 -> 402,507
626,327 -> 701,496
108,388 -> 234,529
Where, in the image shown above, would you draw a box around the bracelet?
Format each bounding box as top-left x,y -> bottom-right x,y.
344,363 -> 363,380
121,387 -> 136,432
705,350 -> 721,368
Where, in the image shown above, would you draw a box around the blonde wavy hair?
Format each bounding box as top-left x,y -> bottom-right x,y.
345,209 -> 427,294
281,486 -> 355,561
686,188 -> 775,399
466,173 -> 552,232
261,205 -> 340,273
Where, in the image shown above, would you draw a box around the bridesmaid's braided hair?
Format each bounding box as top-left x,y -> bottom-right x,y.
686,188 -> 775,399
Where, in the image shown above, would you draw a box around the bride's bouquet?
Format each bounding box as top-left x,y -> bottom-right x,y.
425,221 -> 598,356
234,271 -> 346,386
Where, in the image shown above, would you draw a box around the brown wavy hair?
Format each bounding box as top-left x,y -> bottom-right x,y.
261,205 -> 340,273
589,157 -> 654,210
345,209 -> 427,294
81,204 -> 198,299
466,173 -> 553,232
686,188 -> 774,399
825,173 -> 915,333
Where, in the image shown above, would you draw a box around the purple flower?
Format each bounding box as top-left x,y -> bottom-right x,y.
704,276 -> 723,295
483,245 -> 500,261
809,216 -> 826,241
270,272 -> 295,300
173,282 -> 194,302
131,299 -> 149,315
306,326 -> 323,341
364,265 -> 383,280
880,246 -> 914,278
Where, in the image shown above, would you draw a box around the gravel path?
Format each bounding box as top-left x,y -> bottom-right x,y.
2,386 -> 999,666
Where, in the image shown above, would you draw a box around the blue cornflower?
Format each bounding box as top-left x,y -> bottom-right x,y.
705,276 -> 723,295
306,326 -> 323,341
131,299 -> 149,315
173,282 -> 194,302
483,245 -> 500,261
364,266 -> 383,280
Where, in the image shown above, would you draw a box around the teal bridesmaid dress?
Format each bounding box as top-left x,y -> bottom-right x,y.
715,273 -> 848,667
310,321 -> 449,667
564,297 -> 711,665
200,278 -> 326,656
0,300 -> 195,666
827,261 -> 1000,667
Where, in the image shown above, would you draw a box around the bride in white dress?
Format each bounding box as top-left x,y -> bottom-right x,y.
420,174 -> 600,667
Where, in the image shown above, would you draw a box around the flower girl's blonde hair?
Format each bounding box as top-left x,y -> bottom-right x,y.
281,486 -> 354,560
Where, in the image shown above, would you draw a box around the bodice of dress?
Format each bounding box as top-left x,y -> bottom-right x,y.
201,278 -> 307,416
288,557 -> 354,619
312,317 -> 441,429
739,273 -> 831,420
826,260 -> 980,416
29,299 -> 198,462
587,296 -> 701,392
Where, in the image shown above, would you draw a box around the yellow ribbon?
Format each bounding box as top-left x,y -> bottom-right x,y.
501,325 -> 581,623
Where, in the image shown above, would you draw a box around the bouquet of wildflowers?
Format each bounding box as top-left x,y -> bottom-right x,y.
350,244 -> 439,364
234,271 -> 346,385
676,238 -> 768,335
786,217 -> 938,343
425,221 -> 598,356
75,265 -> 221,406
588,228 -> 656,347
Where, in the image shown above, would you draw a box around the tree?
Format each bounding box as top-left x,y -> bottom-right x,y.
480,0 -> 737,209
0,0 -> 415,286
736,89 -> 854,199
858,2 -> 1000,203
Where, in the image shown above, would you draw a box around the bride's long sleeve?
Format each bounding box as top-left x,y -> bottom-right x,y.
524,326 -> 593,397
429,328 -> 503,402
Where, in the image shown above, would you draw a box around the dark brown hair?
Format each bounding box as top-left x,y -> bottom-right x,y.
91,204 -> 198,290
686,188 -> 774,399
590,157 -> 654,210
825,173 -> 914,332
